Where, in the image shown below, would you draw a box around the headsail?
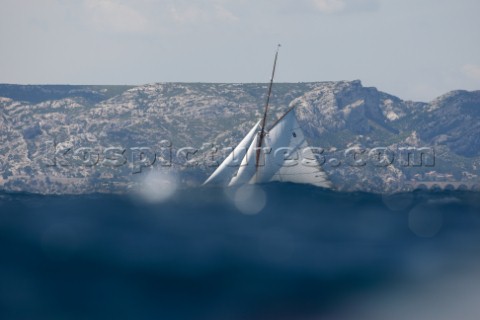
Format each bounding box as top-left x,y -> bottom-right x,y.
203,121 -> 260,185
228,132 -> 260,186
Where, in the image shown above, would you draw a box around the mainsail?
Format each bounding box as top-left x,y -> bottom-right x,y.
259,109 -> 332,188
203,45 -> 332,189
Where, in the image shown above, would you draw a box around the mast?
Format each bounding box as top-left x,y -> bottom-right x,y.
255,44 -> 281,169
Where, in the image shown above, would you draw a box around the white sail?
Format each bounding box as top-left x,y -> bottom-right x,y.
203,121 -> 260,185
253,109 -> 332,188
252,109 -> 296,183
228,132 -> 259,186
204,109 -> 332,188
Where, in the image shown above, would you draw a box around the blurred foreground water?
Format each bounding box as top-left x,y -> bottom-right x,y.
1,184 -> 480,320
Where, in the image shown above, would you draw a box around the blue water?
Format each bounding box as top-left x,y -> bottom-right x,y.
0,184 -> 479,319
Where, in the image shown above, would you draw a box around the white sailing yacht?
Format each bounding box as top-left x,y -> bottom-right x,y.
204,45 -> 332,189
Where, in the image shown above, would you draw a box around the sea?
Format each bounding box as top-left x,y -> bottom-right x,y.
1,184 -> 480,320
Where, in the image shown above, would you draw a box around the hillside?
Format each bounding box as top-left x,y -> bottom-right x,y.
0,82 -> 479,194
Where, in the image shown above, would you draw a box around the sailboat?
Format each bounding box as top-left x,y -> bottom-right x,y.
204,45 -> 332,189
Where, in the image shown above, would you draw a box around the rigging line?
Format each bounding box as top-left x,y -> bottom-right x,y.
267,105 -> 296,132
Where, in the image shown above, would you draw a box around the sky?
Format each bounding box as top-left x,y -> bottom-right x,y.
0,0 -> 479,101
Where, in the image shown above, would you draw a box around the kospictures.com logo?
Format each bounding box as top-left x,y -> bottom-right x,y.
39,140 -> 435,173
